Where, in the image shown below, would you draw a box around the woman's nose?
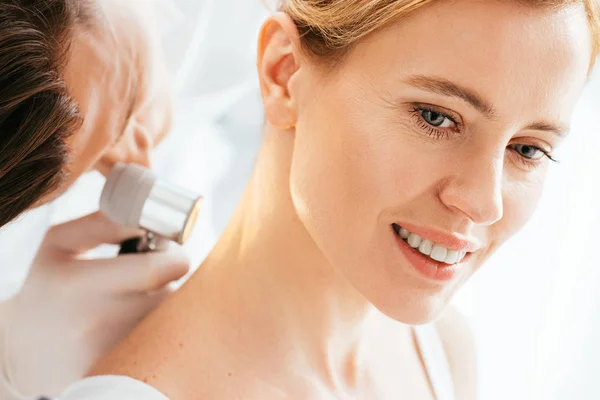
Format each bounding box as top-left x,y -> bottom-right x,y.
438,151 -> 504,226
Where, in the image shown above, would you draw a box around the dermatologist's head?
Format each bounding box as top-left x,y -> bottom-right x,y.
0,0 -> 170,227
257,0 -> 599,323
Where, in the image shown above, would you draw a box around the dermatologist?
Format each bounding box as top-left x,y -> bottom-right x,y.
0,0 -> 190,398
0,0 -> 268,397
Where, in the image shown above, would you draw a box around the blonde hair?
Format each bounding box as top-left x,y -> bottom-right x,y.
275,0 -> 600,69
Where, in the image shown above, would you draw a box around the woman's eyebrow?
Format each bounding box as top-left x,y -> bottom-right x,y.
405,74 -> 498,119
406,75 -> 569,138
404,75 -> 568,136
523,121 -> 570,138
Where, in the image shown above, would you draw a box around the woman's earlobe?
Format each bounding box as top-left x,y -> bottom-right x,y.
262,91 -> 296,129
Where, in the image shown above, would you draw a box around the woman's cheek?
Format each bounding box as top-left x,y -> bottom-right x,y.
499,175 -> 546,240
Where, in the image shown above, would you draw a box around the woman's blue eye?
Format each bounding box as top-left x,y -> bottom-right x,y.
420,109 -> 453,128
511,144 -> 545,160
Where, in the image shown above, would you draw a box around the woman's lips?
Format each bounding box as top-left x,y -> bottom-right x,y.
392,224 -> 474,282
393,222 -> 482,253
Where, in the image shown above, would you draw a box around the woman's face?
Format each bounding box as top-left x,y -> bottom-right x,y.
286,0 -> 592,323
51,0 -> 171,199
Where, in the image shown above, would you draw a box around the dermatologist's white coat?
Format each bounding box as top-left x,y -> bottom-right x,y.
60,376 -> 170,400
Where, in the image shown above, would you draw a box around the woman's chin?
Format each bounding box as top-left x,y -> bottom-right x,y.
342,259 -> 458,326
378,298 -> 448,326
355,278 -> 452,325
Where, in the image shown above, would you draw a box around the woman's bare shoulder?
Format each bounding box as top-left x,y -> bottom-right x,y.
87,287 -> 222,397
87,300 -> 188,394
435,306 -> 478,400
88,284 -> 261,399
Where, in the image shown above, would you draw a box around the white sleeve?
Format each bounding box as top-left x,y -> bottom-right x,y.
58,376 -> 170,400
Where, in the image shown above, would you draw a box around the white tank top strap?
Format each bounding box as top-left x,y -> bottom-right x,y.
412,324 -> 455,400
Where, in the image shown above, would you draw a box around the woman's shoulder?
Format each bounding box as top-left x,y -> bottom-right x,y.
87,284 -> 247,399
434,306 -> 478,400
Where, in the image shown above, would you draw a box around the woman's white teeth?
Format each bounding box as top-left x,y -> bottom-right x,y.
407,233 -> 422,248
399,227 -> 410,240
418,240 -> 433,256
395,225 -> 467,264
445,250 -> 460,265
430,244 -> 448,263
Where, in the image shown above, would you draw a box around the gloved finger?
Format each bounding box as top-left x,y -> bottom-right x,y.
42,211 -> 144,255
84,245 -> 190,293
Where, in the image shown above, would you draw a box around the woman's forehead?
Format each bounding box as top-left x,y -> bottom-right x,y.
340,0 -> 592,122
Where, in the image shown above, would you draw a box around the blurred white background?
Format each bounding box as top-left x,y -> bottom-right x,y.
155,1 -> 600,399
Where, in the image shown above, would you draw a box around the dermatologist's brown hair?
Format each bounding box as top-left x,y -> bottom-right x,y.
0,0 -> 96,227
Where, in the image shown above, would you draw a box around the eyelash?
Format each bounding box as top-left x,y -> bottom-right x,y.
509,146 -> 559,168
409,106 -> 559,167
409,106 -> 460,140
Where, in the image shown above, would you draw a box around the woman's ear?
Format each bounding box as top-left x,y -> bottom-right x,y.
257,12 -> 303,130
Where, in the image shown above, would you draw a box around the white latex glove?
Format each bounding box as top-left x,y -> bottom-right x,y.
0,212 -> 190,399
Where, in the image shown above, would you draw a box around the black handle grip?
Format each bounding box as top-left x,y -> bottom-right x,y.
119,237 -> 144,254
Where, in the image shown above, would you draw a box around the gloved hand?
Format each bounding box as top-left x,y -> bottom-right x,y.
0,212 -> 190,399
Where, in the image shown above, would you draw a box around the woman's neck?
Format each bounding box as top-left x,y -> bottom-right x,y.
186,126 -> 409,388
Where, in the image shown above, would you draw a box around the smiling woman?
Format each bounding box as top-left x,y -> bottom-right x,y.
79,0 -> 600,399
